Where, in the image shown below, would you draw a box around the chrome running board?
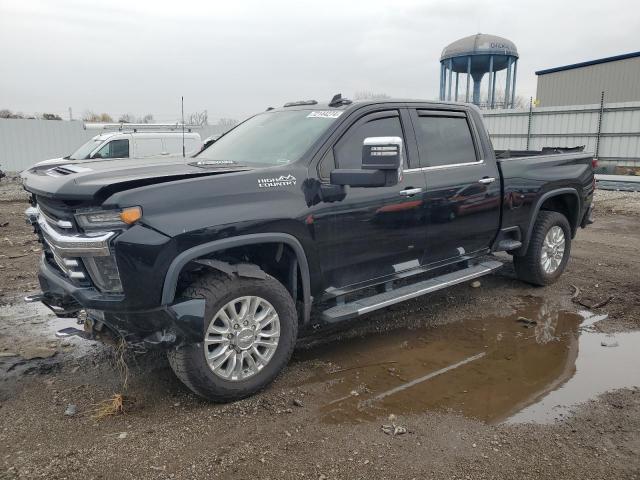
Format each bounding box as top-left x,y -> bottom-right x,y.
321,260 -> 503,323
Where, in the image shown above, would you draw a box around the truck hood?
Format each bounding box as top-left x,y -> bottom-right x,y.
34,157 -> 69,167
21,156 -> 250,202
33,153 -> 197,168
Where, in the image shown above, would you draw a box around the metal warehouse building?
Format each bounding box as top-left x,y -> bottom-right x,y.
535,51 -> 640,107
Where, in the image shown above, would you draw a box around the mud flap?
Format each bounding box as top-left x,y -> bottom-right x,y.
581,203 -> 595,227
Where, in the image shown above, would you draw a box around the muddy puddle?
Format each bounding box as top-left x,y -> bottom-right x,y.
0,299 -> 94,364
296,296 -> 640,424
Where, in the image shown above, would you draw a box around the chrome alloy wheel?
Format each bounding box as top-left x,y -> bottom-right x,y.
203,296 -> 280,381
541,226 -> 566,274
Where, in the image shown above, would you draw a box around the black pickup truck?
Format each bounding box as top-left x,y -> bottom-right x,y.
21,96 -> 595,401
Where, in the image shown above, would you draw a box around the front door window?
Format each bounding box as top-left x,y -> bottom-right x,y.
93,139 -> 129,159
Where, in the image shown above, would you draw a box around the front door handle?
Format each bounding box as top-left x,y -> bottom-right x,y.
399,187 -> 423,197
478,177 -> 496,185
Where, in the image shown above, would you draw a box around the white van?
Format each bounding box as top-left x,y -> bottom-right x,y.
36,126 -> 202,167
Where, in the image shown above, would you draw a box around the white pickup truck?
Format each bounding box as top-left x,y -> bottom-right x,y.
36,124 -> 203,167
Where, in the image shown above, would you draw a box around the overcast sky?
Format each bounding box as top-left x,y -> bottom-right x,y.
1,0 -> 638,122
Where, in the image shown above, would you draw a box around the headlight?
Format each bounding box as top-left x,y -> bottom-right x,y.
75,206 -> 142,231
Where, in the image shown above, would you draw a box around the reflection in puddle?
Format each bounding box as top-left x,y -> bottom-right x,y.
508,329 -> 640,423
0,300 -> 94,360
297,296 -> 640,424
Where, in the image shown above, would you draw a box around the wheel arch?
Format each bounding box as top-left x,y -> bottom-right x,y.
162,233 -> 312,324
518,188 -> 581,255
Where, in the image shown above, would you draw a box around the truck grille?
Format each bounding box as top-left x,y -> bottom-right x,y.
32,206 -> 115,286
38,207 -> 73,231
34,207 -> 85,282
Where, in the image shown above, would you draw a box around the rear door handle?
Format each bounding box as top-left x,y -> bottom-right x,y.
478,177 -> 496,185
399,187 -> 423,197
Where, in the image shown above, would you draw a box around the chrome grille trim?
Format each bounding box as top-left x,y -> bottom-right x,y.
38,207 -> 73,229
50,248 -> 84,279
37,210 -> 114,257
27,205 -> 122,291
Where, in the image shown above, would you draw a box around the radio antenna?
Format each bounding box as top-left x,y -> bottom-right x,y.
181,96 -> 185,158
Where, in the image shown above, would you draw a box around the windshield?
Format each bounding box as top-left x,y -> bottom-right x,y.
69,139 -> 103,160
196,110 -> 342,166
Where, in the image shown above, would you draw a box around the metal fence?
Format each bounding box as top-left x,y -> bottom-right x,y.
4,103 -> 640,174
483,98 -> 640,173
0,119 -> 228,172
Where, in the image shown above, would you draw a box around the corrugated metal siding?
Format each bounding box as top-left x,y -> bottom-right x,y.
0,119 -> 228,172
483,101 -> 640,167
536,56 -> 640,107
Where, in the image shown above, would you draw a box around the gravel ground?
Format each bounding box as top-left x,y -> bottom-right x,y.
1,177 -> 639,479
595,189 -> 640,216
0,175 -> 27,203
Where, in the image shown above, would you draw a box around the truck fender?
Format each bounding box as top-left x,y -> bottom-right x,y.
161,233 -> 312,323
519,188 -> 581,254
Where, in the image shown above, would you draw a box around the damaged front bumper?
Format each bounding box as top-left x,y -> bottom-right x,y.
34,256 -> 206,350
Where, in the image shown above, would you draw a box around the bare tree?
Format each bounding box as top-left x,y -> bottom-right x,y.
118,113 -> 134,123
354,91 -> 390,100
490,89 -> 528,109
137,114 -> 154,124
82,111 -> 99,122
0,109 -> 25,119
42,113 -> 62,120
83,111 -> 114,122
218,118 -> 238,127
188,110 -> 208,126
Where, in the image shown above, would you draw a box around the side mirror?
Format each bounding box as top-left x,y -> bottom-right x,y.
330,136 -> 403,188
362,136 -> 402,171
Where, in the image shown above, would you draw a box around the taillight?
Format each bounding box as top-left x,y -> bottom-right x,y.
592,158 -> 598,169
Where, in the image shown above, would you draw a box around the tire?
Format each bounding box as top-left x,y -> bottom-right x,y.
167,271 -> 298,402
513,211 -> 572,286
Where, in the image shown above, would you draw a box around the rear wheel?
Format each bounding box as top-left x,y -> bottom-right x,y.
168,271 -> 298,402
514,211 -> 571,286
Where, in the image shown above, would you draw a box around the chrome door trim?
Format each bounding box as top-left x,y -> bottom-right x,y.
404,159 -> 485,173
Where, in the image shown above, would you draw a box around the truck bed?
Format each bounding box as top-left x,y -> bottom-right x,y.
496,150 -> 595,255
495,146 -> 585,159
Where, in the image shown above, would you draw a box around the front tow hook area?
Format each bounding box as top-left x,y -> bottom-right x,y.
24,294 -> 45,303
55,327 -> 93,340
25,291 -> 81,318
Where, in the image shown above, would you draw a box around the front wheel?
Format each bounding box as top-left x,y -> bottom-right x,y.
167,271 -> 298,402
513,211 -> 572,286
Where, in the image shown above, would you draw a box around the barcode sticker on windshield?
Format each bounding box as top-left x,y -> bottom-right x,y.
307,111 -> 344,119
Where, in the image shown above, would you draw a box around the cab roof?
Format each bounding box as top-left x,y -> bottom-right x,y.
269,98 -> 476,113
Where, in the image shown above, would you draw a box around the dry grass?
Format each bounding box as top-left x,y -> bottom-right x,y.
90,393 -> 137,419
90,338 -> 135,419
114,338 -> 129,391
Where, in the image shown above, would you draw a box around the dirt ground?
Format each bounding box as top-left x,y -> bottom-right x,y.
1,178 -> 639,479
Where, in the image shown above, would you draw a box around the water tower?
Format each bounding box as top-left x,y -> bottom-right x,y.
439,33 -> 519,108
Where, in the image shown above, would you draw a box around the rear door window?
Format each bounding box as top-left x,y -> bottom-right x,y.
413,113 -> 477,167
163,137 -> 200,156
134,138 -> 164,158
163,138 -> 183,155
